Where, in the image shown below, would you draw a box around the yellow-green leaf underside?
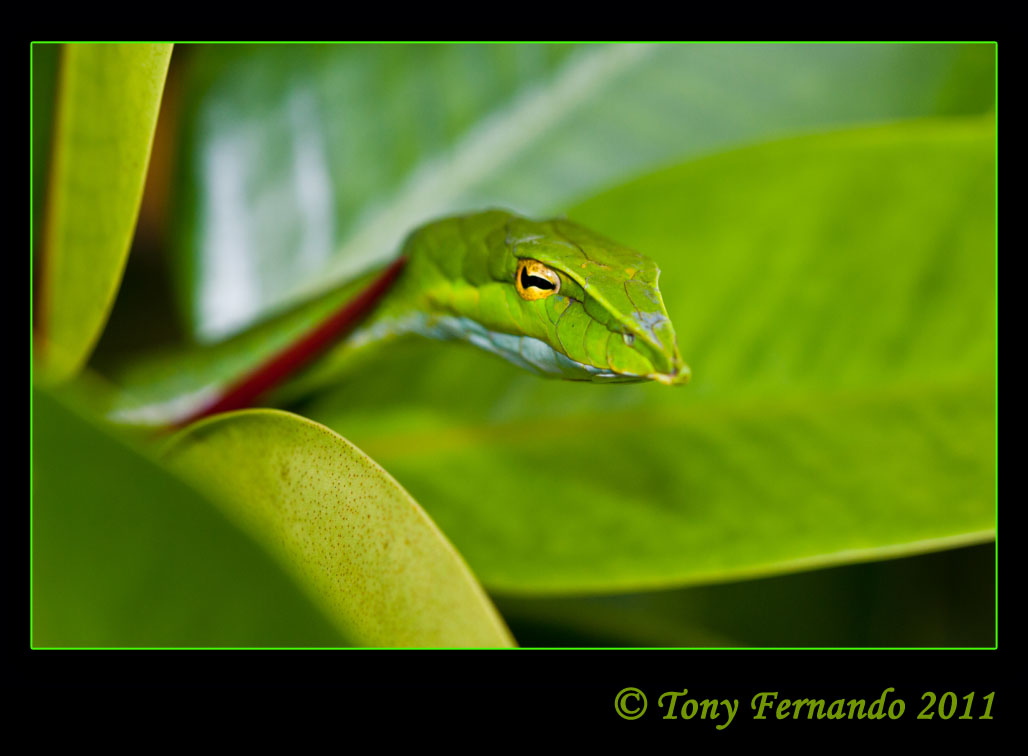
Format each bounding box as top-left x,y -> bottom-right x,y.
37,43 -> 172,383
163,410 -> 515,647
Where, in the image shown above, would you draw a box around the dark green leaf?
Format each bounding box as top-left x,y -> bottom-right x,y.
32,388 -> 342,647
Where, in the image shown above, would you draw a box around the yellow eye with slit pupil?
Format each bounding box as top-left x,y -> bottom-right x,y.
515,259 -> 561,301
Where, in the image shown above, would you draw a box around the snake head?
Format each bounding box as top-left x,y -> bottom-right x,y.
500,216 -> 689,385
400,210 -> 689,385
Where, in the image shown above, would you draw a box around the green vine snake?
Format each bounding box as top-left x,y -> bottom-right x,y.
110,209 -> 690,428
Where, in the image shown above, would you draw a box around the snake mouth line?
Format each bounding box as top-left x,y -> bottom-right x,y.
649,365 -> 691,386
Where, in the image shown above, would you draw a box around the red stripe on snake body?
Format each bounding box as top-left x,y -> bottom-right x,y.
172,256 -> 408,428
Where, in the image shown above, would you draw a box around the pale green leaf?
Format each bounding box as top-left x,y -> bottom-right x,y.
163,410 -> 515,646
172,43 -> 994,341
37,43 -> 173,382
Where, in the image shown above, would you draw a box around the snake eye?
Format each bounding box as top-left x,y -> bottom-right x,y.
515,259 -> 561,301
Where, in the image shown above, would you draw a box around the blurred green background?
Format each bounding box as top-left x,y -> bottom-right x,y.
32,43 -> 996,647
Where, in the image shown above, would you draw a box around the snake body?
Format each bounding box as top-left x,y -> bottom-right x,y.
112,210 -> 689,427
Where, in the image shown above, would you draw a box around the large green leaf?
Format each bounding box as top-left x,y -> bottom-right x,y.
37,43 -> 173,383
32,388 -> 343,647
172,43 -> 994,341
163,410 -> 515,647
299,118 -> 996,594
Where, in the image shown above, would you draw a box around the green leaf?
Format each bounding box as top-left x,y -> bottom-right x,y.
163,410 -> 515,647
172,43 -> 994,341
301,118 -> 996,594
32,388 -> 343,647
37,43 -> 173,383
